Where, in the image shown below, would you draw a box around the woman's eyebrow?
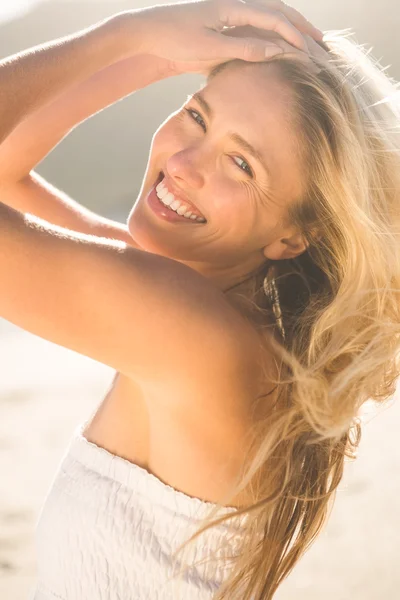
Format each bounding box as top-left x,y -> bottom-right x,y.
187,91 -> 271,177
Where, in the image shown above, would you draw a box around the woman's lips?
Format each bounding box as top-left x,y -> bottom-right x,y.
156,171 -> 207,221
146,171 -> 207,224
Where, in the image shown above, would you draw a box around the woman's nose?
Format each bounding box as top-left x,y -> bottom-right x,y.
166,148 -> 208,189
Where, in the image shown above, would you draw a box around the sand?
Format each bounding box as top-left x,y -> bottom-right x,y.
0,316 -> 399,599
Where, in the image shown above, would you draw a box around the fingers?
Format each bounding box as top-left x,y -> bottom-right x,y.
207,28 -> 284,61
207,28 -> 312,65
261,1 -> 324,42
236,38 -> 288,61
271,37 -> 313,62
209,25 -> 323,75
220,26 -> 325,72
215,0 -> 309,53
303,34 -> 331,65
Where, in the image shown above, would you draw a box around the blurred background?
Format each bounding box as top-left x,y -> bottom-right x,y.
0,1 -> 399,599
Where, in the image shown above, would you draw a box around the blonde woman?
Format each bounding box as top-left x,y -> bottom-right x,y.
0,1 -> 399,599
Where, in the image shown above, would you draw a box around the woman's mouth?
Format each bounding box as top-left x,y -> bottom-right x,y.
146,171 -> 207,225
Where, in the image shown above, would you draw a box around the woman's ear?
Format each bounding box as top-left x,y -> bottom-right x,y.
262,231 -> 309,261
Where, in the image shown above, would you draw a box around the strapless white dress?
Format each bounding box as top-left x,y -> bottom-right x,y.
29,420 -> 248,599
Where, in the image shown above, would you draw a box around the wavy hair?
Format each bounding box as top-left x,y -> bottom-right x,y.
168,31 -> 400,599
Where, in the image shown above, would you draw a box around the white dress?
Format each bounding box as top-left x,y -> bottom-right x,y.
29,420 -> 248,600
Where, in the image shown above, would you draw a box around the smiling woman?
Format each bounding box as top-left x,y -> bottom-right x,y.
0,2 -> 399,600
127,58 -> 306,274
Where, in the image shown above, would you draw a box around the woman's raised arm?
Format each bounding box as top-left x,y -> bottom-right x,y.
0,53 -> 173,185
0,0 -> 322,186
0,13 -> 138,152
0,52 -> 173,242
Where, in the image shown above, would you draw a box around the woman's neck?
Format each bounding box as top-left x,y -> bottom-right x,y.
223,263 -> 271,325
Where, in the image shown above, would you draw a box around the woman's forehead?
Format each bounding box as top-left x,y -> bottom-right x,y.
201,63 -> 304,197
202,63 -> 296,145
205,60 -> 293,104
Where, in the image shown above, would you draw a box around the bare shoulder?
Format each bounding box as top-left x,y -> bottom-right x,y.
136,264 -> 276,413
148,262 -> 263,390
0,204 -> 266,397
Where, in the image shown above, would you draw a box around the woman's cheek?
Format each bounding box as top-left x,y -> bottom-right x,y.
208,185 -> 239,218
153,124 -> 187,158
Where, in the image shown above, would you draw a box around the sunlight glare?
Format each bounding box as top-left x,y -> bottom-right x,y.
0,0 -> 44,24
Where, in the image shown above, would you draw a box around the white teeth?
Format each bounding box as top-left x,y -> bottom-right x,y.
155,179 -> 206,222
163,192 -> 175,206
156,183 -> 169,199
170,199 -> 181,210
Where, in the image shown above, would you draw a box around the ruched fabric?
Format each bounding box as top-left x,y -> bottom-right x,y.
29,420 -> 248,599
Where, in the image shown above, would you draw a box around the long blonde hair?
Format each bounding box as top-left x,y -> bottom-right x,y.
169,32 -> 400,599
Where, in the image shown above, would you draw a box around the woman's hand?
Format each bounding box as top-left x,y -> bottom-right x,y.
123,0 -> 323,76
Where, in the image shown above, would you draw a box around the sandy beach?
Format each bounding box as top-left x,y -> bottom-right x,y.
1,316 -> 399,599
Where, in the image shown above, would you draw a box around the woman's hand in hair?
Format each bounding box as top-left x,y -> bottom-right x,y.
122,0 -> 323,76
216,25 -> 328,75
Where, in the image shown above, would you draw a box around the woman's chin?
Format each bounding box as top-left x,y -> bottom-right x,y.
127,209 -> 168,256
127,203 -> 202,262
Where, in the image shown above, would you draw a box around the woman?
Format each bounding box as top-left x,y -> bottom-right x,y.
0,1 -> 399,599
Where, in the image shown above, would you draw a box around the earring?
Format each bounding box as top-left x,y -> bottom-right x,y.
263,270 -> 286,342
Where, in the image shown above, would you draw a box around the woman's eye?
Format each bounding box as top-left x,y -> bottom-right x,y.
185,108 -> 206,131
184,108 -> 254,178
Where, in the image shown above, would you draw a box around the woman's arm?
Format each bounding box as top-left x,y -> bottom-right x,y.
0,12 -> 137,152
0,53 -> 173,185
0,200 -> 243,387
0,172 -> 136,245
0,52 -> 173,245
0,0 -> 277,389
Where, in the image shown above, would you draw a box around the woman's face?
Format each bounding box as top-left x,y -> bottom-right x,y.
128,62 -> 307,289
